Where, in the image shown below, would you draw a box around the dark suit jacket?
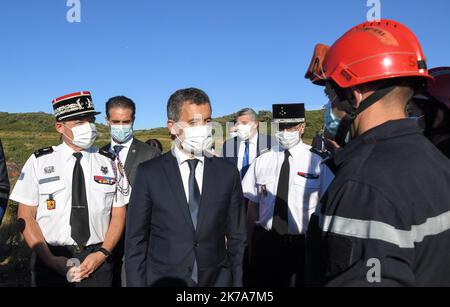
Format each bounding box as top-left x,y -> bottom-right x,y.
222,133 -> 272,173
0,139 -> 9,200
0,139 -> 9,224
125,151 -> 247,287
102,138 -> 160,186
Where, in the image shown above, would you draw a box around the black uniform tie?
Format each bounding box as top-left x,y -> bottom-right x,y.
272,150 -> 290,235
70,152 -> 90,246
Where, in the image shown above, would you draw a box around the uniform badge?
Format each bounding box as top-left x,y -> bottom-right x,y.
101,166 -> 109,175
261,185 -> 268,197
47,194 -> 56,210
94,176 -> 117,185
39,176 -> 61,184
44,166 -> 55,174
117,162 -> 125,177
298,172 -> 320,179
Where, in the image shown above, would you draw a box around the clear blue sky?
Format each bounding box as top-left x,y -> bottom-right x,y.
1,0 -> 450,129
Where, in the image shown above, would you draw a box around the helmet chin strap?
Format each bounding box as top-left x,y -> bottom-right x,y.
332,82 -> 397,147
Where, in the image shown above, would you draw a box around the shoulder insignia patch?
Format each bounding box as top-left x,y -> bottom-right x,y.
34,147 -> 54,158
99,148 -> 115,161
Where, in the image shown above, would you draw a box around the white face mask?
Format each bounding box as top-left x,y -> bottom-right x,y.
275,130 -> 301,150
176,124 -> 213,155
64,122 -> 98,149
236,123 -> 254,141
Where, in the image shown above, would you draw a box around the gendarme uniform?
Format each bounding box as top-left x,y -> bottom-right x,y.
11,143 -> 127,246
10,91 -> 129,287
241,103 -> 334,287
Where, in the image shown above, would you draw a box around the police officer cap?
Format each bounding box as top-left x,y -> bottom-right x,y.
272,103 -> 305,124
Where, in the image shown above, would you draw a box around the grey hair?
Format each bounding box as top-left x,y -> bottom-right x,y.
235,108 -> 257,122
167,88 -> 211,121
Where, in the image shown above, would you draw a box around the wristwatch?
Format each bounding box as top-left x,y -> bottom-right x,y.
99,247 -> 112,262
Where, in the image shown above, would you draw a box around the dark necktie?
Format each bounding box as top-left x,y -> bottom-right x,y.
272,150 -> 290,235
241,140 -> 250,179
71,152 -> 90,246
113,145 -> 124,159
187,159 -> 201,229
186,159 -> 201,284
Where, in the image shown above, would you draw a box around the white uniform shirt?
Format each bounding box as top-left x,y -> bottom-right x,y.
173,145 -> 204,201
110,137 -> 133,166
237,132 -> 258,172
242,141 -> 334,234
10,142 -> 129,246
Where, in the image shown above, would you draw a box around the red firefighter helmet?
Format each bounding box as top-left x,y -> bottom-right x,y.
319,19 -> 433,89
428,67 -> 450,109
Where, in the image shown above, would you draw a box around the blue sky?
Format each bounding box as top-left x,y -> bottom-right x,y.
1,0 -> 450,129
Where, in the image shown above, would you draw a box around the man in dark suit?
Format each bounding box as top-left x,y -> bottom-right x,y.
102,96 -> 160,186
102,96 -> 160,287
0,139 -> 10,225
222,108 -> 272,179
221,108 -> 272,286
125,88 -> 246,287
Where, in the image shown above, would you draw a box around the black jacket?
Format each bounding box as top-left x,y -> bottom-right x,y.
125,151 -> 247,287
102,138 -> 160,186
221,133 -> 272,174
0,139 -> 10,223
306,119 -> 450,287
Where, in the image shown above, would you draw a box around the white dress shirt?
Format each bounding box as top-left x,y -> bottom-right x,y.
237,132 -> 258,172
10,142 -> 128,246
111,137 -> 133,166
241,141 -> 334,235
173,145 -> 204,202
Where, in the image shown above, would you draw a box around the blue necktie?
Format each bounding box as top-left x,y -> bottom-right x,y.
113,145 -> 124,158
241,140 -> 250,179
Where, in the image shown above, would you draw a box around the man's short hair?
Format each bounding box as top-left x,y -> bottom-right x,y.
145,138 -> 163,153
235,108 -> 257,122
106,96 -> 136,119
167,88 -> 211,122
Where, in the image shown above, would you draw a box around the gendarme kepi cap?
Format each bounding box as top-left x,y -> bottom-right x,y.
52,91 -> 101,121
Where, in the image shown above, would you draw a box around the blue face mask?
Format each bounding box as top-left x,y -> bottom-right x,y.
111,124 -> 133,143
324,102 -> 341,137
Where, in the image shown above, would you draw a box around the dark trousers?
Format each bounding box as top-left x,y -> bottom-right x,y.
33,244 -> 113,287
112,235 -> 125,287
248,226 -> 306,287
